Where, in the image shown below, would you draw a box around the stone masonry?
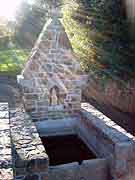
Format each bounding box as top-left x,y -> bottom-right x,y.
2,100 -> 135,180
0,102 -> 49,180
84,73 -> 135,113
18,14 -> 86,121
0,2 -> 135,180
14,4 -> 135,180
10,105 -> 49,180
79,103 -> 135,180
0,103 -> 13,180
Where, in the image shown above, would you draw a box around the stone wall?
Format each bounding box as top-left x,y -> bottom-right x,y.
0,103 -> 13,180
35,101 -> 135,180
0,102 -> 49,180
10,105 -> 49,180
18,16 -> 86,121
2,100 -> 135,180
36,117 -> 77,137
83,74 -> 135,113
78,103 -> 135,180
0,75 -> 17,86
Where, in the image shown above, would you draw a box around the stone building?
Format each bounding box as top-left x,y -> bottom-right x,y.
5,4 -> 135,180
18,12 -> 86,120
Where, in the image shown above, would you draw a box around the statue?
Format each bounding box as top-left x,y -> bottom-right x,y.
50,86 -> 59,105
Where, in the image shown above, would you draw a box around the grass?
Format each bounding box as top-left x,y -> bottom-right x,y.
0,48 -> 30,75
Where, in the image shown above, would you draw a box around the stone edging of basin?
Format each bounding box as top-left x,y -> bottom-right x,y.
79,103 -> 135,180
9,105 -> 49,180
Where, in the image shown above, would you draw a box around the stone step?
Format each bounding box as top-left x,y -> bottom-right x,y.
32,112 -> 71,121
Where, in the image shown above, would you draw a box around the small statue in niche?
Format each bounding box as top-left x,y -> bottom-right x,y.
50,86 -> 59,106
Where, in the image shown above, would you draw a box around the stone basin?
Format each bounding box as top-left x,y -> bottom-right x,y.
41,135 -> 96,166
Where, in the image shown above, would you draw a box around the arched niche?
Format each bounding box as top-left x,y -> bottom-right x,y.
50,86 -> 60,106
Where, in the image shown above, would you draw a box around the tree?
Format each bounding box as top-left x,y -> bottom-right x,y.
14,0 -> 48,48
0,17 -> 13,49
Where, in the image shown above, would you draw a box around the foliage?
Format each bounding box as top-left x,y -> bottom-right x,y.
0,0 -> 134,78
0,48 -> 29,75
0,17 -> 13,50
62,0 -> 135,79
14,1 -> 47,48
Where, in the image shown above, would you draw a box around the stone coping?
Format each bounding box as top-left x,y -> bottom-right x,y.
80,103 -> 135,180
81,103 -> 135,144
35,117 -> 77,137
10,106 -> 49,178
0,103 -> 13,180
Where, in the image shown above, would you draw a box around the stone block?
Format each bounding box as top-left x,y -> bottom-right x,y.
115,159 -> 127,178
36,158 -> 49,172
49,159 -> 108,180
0,168 -> 13,180
15,175 -> 25,180
115,142 -> 134,161
40,173 -> 48,180
24,174 -> 39,180
0,103 -> 8,111
0,111 -> 9,119
15,168 -> 26,176
26,159 -> 37,173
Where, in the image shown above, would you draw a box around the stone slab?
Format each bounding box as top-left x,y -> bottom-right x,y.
49,159 -> 108,180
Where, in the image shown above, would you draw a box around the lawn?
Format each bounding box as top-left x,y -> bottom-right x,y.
0,48 -> 30,75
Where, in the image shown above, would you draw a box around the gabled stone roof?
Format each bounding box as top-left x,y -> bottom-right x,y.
37,18 -> 72,50
22,16 -> 82,86
18,15 -> 86,119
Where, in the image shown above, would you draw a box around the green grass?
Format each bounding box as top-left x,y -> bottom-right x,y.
0,48 -> 30,75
